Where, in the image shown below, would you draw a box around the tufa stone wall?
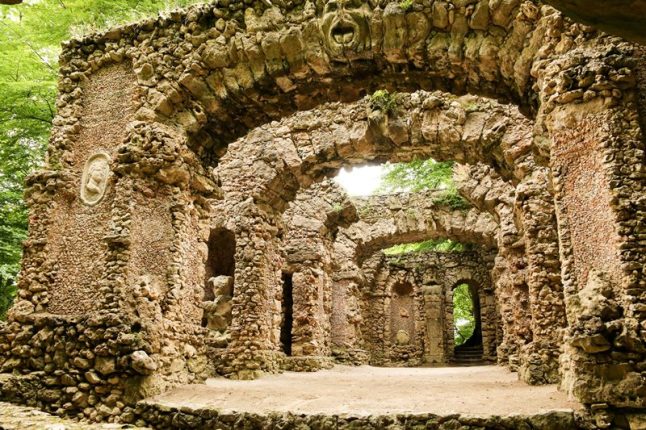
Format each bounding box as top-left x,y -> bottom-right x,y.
360,249 -> 496,367
1,0 -> 644,424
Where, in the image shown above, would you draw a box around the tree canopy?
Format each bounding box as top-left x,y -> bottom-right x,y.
380,159 -> 455,194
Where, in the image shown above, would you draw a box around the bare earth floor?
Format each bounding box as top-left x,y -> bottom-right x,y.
145,365 -> 581,417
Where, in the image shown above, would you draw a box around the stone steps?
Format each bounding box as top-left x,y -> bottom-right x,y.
452,345 -> 485,365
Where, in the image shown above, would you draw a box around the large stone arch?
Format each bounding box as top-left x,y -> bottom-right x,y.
3,0 -> 643,420
51,0 -> 575,164
216,90 -> 535,210
212,89 -> 567,382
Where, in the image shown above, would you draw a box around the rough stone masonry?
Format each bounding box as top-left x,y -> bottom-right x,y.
0,0 -> 644,428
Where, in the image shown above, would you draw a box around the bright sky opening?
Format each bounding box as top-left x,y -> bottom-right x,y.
334,165 -> 386,196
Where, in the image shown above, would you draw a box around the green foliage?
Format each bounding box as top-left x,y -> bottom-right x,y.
383,238 -> 467,256
431,191 -> 471,210
0,82 -> 50,318
380,159 -> 454,193
379,158 -> 471,256
0,0 -> 207,318
380,158 -> 470,210
453,283 -> 475,346
370,90 -> 398,114
399,0 -> 414,12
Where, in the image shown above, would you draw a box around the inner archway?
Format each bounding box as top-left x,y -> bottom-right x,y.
452,281 -> 484,365
453,283 -> 477,347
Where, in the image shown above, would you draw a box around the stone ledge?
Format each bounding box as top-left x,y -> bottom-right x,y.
281,356 -> 335,372
133,402 -> 589,430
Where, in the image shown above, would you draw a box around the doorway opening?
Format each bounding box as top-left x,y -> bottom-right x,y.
452,282 -> 483,364
280,273 -> 294,356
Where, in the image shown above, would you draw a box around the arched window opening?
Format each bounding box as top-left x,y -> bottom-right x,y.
202,228 -> 236,329
204,228 -> 236,300
280,273 -> 294,356
452,282 -> 484,364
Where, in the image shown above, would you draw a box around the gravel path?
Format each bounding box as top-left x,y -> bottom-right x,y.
145,365 -> 581,416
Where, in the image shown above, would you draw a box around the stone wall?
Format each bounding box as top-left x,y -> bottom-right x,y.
133,402 -> 590,430
360,250 -> 496,366
1,0 -> 644,423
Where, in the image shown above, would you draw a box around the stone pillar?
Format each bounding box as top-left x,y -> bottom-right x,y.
479,288 -> 498,362
516,168 -> 566,385
330,275 -> 368,365
225,202 -> 284,379
444,287 -> 456,363
422,284 -> 446,364
287,267 -> 334,370
492,249 -> 531,370
537,47 -> 646,408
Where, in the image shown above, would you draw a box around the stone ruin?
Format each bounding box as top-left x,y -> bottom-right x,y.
0,0 -> 644,428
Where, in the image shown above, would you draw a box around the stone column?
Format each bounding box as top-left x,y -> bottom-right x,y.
479,288 -> 498,362
537,46 -> 646,408
422,284 -> 446,364
491,244 -> 532,371
516,167 -> 566,385
330,275 -> 368,365
444,287 -> 456,362
288,267 -> 334,370
225,202 -> 284,379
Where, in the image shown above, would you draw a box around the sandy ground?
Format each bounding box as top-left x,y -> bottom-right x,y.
0,402 -> 149,430
145,365 -> 581,416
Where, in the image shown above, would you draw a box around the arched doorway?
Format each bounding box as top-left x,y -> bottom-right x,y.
451,281 -> 483,365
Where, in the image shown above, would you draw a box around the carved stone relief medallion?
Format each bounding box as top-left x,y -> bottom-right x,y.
80,152 -> 111,206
